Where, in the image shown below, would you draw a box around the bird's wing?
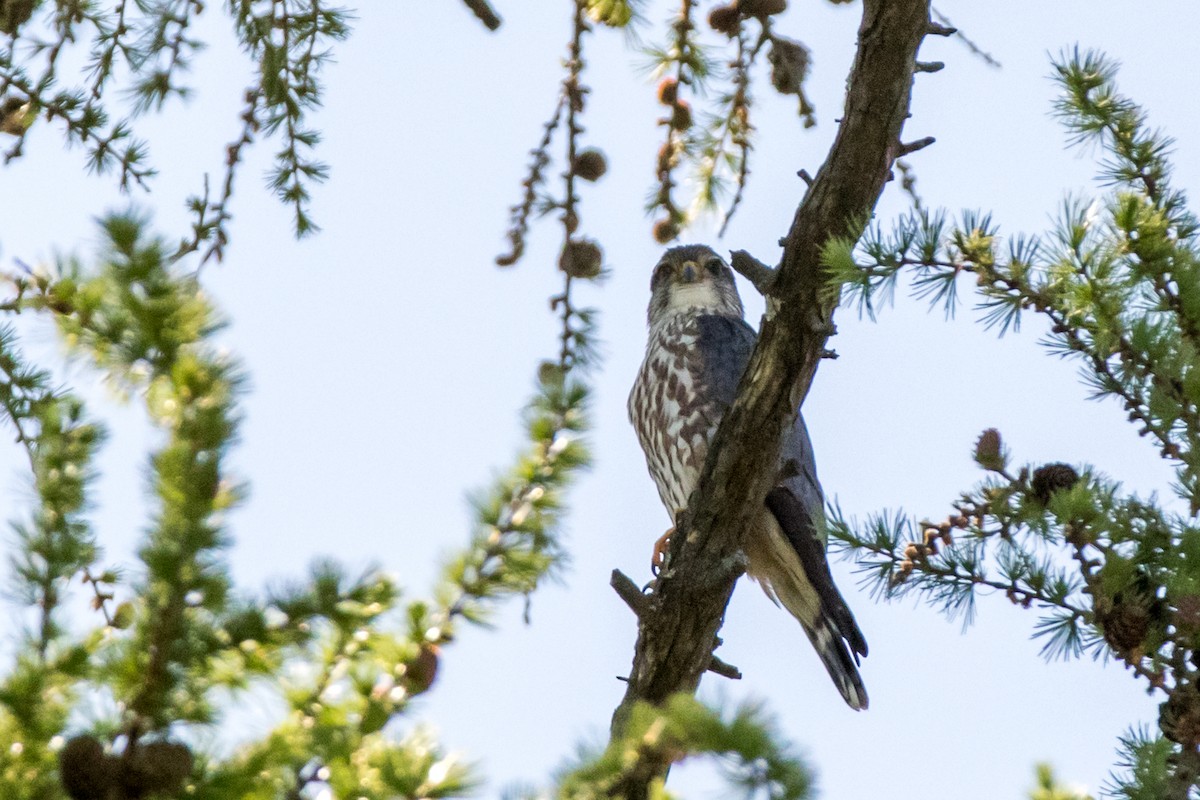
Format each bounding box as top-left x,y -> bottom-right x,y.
696,313 -> 869,707
695,314 -> 757,409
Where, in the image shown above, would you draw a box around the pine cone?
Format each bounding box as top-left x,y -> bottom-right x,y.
1099,599 -> 1152,655
1161,686 -> 1200,748
120,741 -> 194,798
652,218 -> 679,244
571,149 -> 608,182
58,736 -> 116,800
973,428 -> 1005,471
707,5 -> 740,34
0,0 -> 36,36
669,100 -> 692,131
405,644 -> 440,694
1097,570 -> 1166,657
768,36 -> 810,96
656,78 -> 678,106
738,0 -> 787,15
1031,462 -> 1080,504
559,239 -> 603,279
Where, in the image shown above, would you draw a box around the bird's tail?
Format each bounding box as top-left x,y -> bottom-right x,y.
797,613 -> 869,711
745,513 -> 869,710
762,569 -> 868,710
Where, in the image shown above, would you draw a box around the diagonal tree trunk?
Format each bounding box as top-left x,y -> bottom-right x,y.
608,0 -> 936,791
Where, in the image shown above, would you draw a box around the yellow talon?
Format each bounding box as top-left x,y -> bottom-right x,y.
652,527 -> 674,575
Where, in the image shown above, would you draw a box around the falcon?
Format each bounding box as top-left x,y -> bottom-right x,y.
627,244 -> 869,710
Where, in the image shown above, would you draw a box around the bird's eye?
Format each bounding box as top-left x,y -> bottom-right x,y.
704,258 -> 724,278
651,261 -> 672,287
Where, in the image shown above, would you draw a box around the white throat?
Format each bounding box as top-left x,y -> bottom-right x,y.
665,282 -> 724,315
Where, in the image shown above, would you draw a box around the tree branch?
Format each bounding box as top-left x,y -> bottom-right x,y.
729,249 -> 777,295
461,0 -> 501,30
608,0 -> 932,778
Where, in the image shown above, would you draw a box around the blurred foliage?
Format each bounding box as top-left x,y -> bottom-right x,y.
827,49 -> 1200,797
557,694 -> 812,800
0,212 -> 592,797
1031,763 -> 1094,800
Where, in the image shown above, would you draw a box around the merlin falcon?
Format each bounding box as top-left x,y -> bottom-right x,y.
628,244 -> 869,710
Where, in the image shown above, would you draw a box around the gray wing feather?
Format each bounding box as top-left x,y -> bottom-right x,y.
695,314 -> 756,408
697,313 -> 869,664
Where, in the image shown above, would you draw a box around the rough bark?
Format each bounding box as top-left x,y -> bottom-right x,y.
608,0 -> 932,790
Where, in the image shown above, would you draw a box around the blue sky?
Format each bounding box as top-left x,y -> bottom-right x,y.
4,1 -> 1200,797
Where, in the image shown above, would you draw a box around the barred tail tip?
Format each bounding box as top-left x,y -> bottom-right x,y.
808,618 -> 869,711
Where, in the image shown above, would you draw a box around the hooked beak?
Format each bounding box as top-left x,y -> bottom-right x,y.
679,261 -> 699,283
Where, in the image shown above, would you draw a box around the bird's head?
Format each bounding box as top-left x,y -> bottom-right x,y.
647,244 -> 744,326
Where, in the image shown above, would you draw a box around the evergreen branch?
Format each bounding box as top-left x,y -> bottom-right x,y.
228,0 -> 350,237
128,0 -> 204,115
1053,51 -> 1200,353
434,373 -> 590,637
0,0 -> 352,253
711,27 -> 755,237
86,0 -> 134,99
562,694 -> 812,800
175,88 -> 262,265
0,68 -> 156,188
828,507 -> 1090,630
553,0 -> 597,373
826,190 -> 1200,488
646,0 -> 699,243
1104,726 -> 1175,800
1030,763 -> 1094,800
11,215 -> 243,733
496,95 -> 565,267
196,563 -> 478,799
0,328 -> 105,660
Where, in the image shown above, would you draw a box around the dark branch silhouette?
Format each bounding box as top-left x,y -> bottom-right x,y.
608,1 -> 935,793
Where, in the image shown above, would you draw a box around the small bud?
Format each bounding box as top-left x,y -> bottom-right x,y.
559,238 -> 603,279
707,5 -> 740,34
656,77 -> 678,106
652,218 -> 680,244
973,428 -> 1006,472
738,0 -> 787,15
571,148 -> 608,181
1031,462 -> 1080,505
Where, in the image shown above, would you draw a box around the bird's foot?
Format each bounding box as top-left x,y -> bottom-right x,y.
651,528 -> 674,575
